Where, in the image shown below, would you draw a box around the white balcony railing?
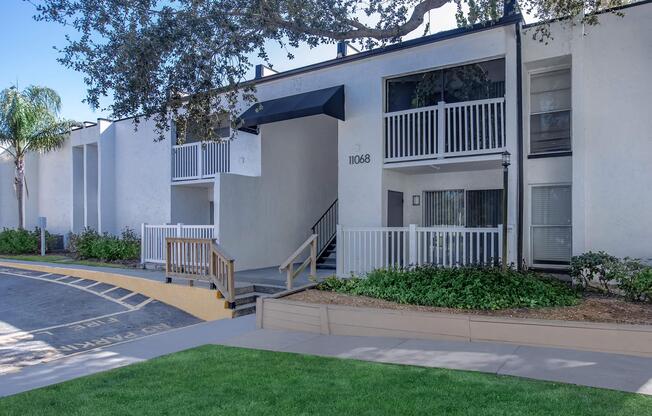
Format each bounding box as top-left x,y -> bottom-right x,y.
384,97 -> 506,163
141,223 -> 217,264
171,141 -> 230,181
336,224 -> 502,277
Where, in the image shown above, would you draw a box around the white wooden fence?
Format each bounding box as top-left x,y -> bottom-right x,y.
384,97 -> 506,162
141,223 -> 217,264
171,141 -> 230,181
337,224 -> 504,277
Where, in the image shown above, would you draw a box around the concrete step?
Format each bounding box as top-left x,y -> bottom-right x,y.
234,291 -> 278,306
230,284 -> 285,317
317,263 -> 336,270
233,303 -> 257,317
253,284 -> 285,294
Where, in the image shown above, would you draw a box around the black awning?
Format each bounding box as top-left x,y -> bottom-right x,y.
237,85 -> 344,134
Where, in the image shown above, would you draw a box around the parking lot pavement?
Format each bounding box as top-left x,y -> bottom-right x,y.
0,266 -> 202,375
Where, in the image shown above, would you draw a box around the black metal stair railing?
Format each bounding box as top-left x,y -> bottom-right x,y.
311,199 -> 338,260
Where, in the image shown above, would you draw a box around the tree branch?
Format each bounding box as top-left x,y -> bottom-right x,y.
260,0 -> 451,41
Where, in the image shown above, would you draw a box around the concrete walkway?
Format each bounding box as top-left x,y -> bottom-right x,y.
0,258 -> 333,288
1,315 -> 650,397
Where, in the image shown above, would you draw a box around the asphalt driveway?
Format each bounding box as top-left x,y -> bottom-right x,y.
0,266 -> 202,375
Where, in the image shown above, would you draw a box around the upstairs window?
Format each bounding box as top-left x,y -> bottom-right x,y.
529,69 -> 571,154
175,113 -> 231,145
386,58 -> 505,113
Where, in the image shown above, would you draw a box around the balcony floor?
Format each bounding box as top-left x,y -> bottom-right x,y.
383,153 -> 503,174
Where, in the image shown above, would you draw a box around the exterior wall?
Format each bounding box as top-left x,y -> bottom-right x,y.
0,7 -> 648,268
218,114 -> 338,270
34,139 -> 73,235
229,131 -> 262,177
171,184 -> 213,225
522,4 -> 652,262
111,118 -> 172,234
241,25 -> 517,230
0,140 -> 72,234
0,152 -> 18,229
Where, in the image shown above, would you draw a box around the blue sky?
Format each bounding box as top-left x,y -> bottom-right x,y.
0,0 -> 461,122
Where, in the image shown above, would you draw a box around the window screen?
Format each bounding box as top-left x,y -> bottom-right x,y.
531,185 -> 572,264
530,69 -> 571,154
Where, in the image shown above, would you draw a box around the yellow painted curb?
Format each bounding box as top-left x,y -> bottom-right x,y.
0,261 -> 233,321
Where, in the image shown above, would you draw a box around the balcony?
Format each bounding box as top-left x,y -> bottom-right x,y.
384,97 -> 506,163
171,141 -> 230,181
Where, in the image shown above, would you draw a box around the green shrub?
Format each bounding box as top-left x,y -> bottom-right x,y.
69,227 -> 140,261
317,266 -> 579,310
617,265 -> 652,303
570,251 -> 619,292
0,228 -> 40,254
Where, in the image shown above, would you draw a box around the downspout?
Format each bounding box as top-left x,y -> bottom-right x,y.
515,21 -> 524,270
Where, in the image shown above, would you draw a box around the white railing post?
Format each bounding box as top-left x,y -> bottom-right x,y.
176,223 -> 183,237
197,143 -> 204,178
336,224 -> 342,277
437,101 -> 446,158
408,224 -> 417,266
141,223 -> 146,265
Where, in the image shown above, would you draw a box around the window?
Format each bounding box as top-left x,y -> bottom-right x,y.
443,59 -> 505,103
530,69 -> 571,154
386,59 -> 505,113
175,113 -> 231,144
423,189 -> 503,227
387,71 -> 442,113
531,185 -> 572,265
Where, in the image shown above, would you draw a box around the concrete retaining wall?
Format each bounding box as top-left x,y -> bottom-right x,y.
257,297 -> 652,357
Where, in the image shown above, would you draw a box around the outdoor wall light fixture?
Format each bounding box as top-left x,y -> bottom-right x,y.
412,195 -> 421,206
502,151 -> 511,167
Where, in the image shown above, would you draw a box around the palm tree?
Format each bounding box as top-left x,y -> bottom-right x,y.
0,85 -> 77,229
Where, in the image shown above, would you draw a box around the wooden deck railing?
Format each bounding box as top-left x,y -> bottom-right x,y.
165,237 -> 235,304
279,234 -> 318,290
209,241 -> 236,304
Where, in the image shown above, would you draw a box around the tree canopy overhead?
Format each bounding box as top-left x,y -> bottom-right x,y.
33,0 -> 628,140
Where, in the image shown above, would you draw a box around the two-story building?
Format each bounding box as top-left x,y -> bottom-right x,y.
1,1 -> 650,276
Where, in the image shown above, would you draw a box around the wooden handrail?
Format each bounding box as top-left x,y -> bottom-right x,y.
209,241 -> 236,304
279,234 -> 318,290
165,237 -> 236,306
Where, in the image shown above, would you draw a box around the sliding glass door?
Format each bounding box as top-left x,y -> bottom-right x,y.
423,189 -> 503,227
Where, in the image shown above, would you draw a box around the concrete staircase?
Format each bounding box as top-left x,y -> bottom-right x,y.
316,238 -> 336,271
232,283 -> 285,317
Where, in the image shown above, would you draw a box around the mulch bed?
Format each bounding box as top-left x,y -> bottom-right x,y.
286,289 -> 652,325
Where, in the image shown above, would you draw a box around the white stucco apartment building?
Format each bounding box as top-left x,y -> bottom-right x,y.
1,1 -> 650,275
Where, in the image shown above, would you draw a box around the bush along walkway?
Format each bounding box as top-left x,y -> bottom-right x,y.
319,266 -> 580,310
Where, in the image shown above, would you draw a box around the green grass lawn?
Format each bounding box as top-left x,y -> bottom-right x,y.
0,345 -> 649,416
0,254 -> 131,269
